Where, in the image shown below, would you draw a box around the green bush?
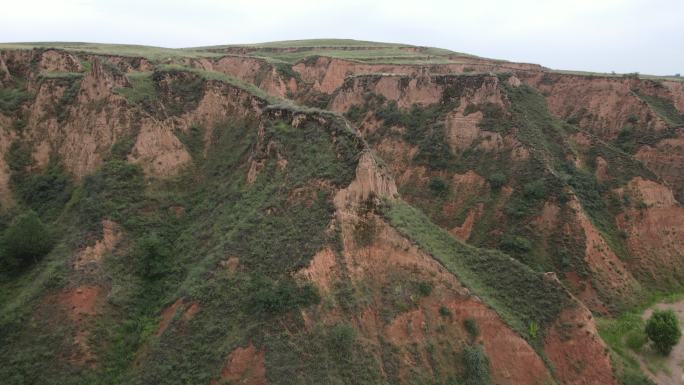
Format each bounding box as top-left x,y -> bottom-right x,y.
135,233 -> 172,280
500,235 -> 532,253
248,276 -> 320,315
417,281 -> 433,296
645,309 -> 681,355
463,345 -> 490,385
428,177 -> 449,197
625,330 -> 648,351
487,172 -> 506,190
327,323 -> 357,358
5,141 -> 32,172
0,87 -> 31,114
464,318 -> 479,338
439,306 -> 452,317
1,210 -> 53,269
522,180 -> 548,200
15,164 -> 73,220
619,372 -> 657,385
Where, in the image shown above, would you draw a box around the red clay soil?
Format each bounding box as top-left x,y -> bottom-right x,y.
55,285 -> 102,367
544,306 -> 618,385
210,343 -> 266,385
156,298 -> 201,336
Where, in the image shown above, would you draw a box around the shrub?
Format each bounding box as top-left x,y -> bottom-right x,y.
1,210 -> 53,269
464,318 -> 479,338
248,276 -> 320,315
0,88 -> 31,114
327,323 -> 356,358
428,177 -> 449,197
500,235 -> 532,253
522,180 -> 548,200
528,321 -> 539,339
5,141 -> 32,172
625,330 -> 647,351
135,234 -> 172,280
645,309 -> 681,355
15,164 -> 73,220
417,281 -> 433,296
463,345 -> 490,385
620,372 -> 657,385
487,172 -> 506,190
439,306 -> 451,317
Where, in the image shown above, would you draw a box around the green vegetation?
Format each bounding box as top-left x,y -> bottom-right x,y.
383,200 -> 569,340
0,210 -> 54,270
38,71 -> 84,80
0,87 -> 31,114
463,345 -> 491,385
634,91 -> 684,128
464,318 -> 479,339
0,113 -> 366,385
0,42 -> 222,60
248,276 -> 320,315
113,71 -> 156,108
4,141 -> 74,221
597,295 -> 684,385
645,310 -> 682,355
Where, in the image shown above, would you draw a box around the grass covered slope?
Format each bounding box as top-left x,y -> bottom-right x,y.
1,40 -> 681,385
0,112 -> 370,384
383,200 -> 569,341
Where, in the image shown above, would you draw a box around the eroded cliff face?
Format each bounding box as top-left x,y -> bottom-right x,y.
0,44 -> 682,385
326,67 -> 683,315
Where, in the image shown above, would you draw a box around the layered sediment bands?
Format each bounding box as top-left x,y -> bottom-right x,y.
635,128 -> 684,199
520,72 -> 674,137
1,42 -> 682,385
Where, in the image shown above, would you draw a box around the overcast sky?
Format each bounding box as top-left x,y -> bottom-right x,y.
1,0 -> 682,75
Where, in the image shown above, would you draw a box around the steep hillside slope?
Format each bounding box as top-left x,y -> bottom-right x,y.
0,41 -> 682,385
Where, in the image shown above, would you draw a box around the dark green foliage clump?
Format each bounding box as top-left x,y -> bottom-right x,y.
76,159 -> 145,232
428,177 -> 449,197
5,141 -> 74,220
135,233 -> 172,280
464,102 -> 512,133
464,318 -> 479,339
53,77 -> 82,122
5,141 -> 32,172
613,124 -> 677,155
463,345 -> 490,385
500,235 -> 532,253
487,172 -> 506,190
153,69 -> 204,116
0,87 -> 31,114
645,309 -> 682,355
14,163 -> 73,221
273,62 -> 300,81
248,276 -> 320,315
326,323 -> 357,357
417,281 -> 433,296
1,210 -> 53,269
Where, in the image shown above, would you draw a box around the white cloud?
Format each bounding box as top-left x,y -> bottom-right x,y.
0,0 -> 681,74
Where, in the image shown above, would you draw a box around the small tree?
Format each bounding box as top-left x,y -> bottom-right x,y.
135,234 -> 171,279
645,309 -> 681,355
1,210 -> 53,268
